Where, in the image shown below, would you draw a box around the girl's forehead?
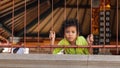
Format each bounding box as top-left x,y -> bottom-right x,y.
65,26 -> 77,28
65,26 -> 77,30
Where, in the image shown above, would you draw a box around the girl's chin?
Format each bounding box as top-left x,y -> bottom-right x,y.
68,40 -> 75,43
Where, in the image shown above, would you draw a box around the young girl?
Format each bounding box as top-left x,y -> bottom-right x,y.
49,19 -> 94,54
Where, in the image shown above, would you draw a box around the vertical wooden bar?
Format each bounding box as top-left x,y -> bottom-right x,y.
116,0 -> 119,54
24,0 -> 27,48
50,0 -> 54,54
77,0 -> 79,21
64,0 -> 66,20
37,0 -> 40,53
103,0 -> 106,54
77,0 -> 80,39
90,0 -> 93,54
52,0 -> 54,31
77,0 -> 80,35
11,0 -> 15,53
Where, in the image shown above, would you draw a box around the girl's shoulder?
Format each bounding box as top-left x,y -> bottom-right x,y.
77,36 -> 88,45
77,36 -> 87,42
77,36 -> 86,40
58,39 -> 70,45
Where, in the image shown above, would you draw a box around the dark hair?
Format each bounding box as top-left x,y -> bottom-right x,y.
59,18 -> 80,37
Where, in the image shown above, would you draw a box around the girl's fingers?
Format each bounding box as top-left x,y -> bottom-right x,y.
87,34 -> 94,44
49,31 -> 55,39
87,35 -> 90,43
90,34 -> 94,42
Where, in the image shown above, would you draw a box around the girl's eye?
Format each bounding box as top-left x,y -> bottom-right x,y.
66,31 -> 69,33
72,31 -> 75,33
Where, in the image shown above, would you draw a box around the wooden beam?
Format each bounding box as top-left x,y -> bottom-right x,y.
0,0 -> 38,23
15,1 -> 51,36
0,23 -> 11,36
0,55 -> 120,68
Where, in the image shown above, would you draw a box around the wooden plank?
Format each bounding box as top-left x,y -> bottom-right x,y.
82,9 -> 91,35
26,1 -> 52,33
0,55 -> 120,68
41,8 -> 64,33
78,8 -> 85,24
0,0 -> 30,15
4,1 -> 51,32
31,8 -> 59,33
12,6 -> 38,31
4,11 -> 23,25
27,1 -> 75,33
0,0 -> 21,11
68,8 -> 77,18
53,8 -> 65,33
81,0 -> 87,5
54,8 -> 72,33
53,0 -> 60,4
0,0 -> 35,17
0,0 -> 11,6
70,0 -> 76,5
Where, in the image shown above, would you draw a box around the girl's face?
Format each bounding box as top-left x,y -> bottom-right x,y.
64,26 -> 78,44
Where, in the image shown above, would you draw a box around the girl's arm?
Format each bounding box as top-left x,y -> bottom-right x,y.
49,31 -> 64,54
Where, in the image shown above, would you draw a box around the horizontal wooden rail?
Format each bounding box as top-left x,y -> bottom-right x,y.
0,44 -> 120,48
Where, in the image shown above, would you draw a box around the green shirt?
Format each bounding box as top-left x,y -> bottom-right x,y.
53,36 -> 89,54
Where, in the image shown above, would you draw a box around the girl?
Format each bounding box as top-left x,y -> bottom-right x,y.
49,19 -> 94,54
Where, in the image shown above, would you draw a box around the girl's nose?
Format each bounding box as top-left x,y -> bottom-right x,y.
69,32 -> 72,36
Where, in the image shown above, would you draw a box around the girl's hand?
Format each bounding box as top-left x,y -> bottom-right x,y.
87,34 -> 94,44
49,31 -> 56,45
